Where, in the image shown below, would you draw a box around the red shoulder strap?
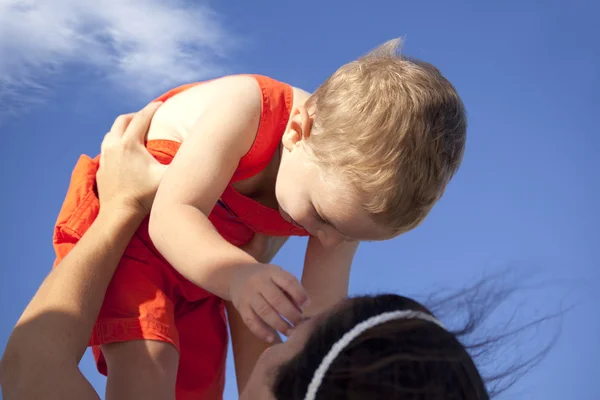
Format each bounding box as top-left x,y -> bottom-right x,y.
231,74 -> 293,182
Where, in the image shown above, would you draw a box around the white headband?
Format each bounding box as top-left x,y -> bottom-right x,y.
303,309 -> 446,400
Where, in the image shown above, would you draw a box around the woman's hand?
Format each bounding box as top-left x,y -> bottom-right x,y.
97,101 -> 167,215
0,101 -> 167,400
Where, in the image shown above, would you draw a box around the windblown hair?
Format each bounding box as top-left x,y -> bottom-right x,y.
273,294 -> 488,399
273,275 -> 559,399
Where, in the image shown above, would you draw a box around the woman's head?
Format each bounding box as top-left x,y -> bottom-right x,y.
243,294 -> 489,399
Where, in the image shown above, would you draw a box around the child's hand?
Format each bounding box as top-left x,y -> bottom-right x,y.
97,101 -> 167,215
229,263 -> 309,342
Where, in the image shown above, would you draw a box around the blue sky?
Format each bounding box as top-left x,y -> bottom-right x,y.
0,0 -> 598,398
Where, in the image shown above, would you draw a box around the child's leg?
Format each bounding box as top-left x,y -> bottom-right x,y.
102,340 -> 179,400
80,233 -> 183,397
51,154 -> 227,399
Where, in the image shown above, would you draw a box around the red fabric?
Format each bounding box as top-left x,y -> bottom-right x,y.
52,75 -> 309,399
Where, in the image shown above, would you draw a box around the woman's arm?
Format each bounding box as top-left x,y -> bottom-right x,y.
1,207 -> 147,400
0,102 -> 166,400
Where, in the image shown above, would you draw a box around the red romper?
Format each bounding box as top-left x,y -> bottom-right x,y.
52,75 -> 310,399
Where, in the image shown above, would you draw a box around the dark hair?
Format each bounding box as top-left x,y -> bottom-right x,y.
273,277 -> 559,399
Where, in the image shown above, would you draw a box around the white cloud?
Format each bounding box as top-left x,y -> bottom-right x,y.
0,0 -> 235,118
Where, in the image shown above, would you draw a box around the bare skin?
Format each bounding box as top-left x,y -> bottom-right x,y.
0,76 -> 381,400
146,75 -> 371,342
0,102 -> 284,399
88,75 -> 365,399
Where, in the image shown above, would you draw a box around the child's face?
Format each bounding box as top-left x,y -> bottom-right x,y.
275,141 -> 390,247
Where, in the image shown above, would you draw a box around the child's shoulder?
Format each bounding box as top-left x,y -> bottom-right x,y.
147,75 -> 263,142
218,74 -> 312,105
146,74 -> 310,142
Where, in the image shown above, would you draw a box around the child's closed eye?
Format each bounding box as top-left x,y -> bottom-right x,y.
312,208 -> 327,224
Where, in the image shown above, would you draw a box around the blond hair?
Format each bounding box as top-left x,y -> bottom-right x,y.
305,38 -> 466,236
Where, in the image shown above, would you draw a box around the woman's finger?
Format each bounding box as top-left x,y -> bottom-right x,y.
123,101 -> 162,144
99,130 -> 120,159
109,113 -> 135,138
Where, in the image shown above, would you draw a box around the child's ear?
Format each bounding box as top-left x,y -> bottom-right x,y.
282,106 -> 313,151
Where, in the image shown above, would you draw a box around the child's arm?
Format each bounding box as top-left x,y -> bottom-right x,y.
225,238 -> 357,397
301,236 -> 360,316
226,234 -> 289,394
149,76 -> 307,342
227,237 -> 358,395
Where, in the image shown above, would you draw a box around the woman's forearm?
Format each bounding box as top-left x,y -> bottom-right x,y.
149,203 -> 259,300
1,206 -> 145,376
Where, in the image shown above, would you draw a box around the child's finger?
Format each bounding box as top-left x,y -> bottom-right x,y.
241,305 -> 278,343
123,101 -> 162,144
251,293 -> 293,336
270,268 -> 309,310
261,281 -> 303,328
